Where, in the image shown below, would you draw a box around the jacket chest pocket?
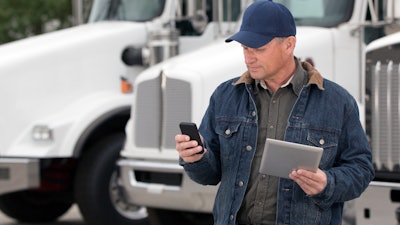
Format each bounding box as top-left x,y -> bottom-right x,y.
215,119 -> 241,158
307,129 -> 338,169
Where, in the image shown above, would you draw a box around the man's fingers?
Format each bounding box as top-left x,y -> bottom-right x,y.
289,169 -> 327,196
175,134 -> 205,163
179,146 -> 206,163
176,134 -> 196,151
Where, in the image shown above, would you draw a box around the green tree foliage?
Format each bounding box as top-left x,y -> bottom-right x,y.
0,0 -> 73,44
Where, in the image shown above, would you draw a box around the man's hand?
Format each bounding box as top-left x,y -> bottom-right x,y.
289,168 -> 327,196
175,134 -> 205,163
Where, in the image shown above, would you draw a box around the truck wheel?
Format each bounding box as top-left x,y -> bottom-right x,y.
0,190 -> 73,222
74,133 -> 149,225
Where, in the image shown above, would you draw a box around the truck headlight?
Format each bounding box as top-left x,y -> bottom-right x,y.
32,125 -> 53,142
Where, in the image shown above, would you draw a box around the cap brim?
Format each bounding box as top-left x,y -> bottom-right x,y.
225,31 -> 274,48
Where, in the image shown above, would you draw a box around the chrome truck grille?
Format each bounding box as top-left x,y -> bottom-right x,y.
370,62 -> 400,171
134,72 -> 191,150
366,43 -> 400,181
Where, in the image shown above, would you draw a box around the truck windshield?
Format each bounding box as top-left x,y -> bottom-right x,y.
89,0 -> 165,22
276,0 -> 355,27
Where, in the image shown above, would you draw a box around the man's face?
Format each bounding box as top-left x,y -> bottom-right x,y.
242,37 -> 295,81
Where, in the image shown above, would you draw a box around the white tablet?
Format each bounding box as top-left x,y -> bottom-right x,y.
259,138 -> 323,178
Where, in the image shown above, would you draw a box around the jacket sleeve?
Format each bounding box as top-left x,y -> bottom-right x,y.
311,99 -> 375,209
179,88 -> 222,186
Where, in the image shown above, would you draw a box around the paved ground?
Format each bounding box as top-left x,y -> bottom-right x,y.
1,186 -> 398,225
0,204 -> 84,225
0,203 -> 354,225
0,203 -> 355,225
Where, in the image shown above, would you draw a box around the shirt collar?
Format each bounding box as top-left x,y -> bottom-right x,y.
256,75 -> 293,89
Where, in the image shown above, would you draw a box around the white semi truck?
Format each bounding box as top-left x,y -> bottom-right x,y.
0,0 -> 241,224
118,0 -> 400,224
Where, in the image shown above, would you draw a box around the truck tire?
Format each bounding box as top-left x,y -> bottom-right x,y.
0,190 -> 73,222
74,133 -> 149,225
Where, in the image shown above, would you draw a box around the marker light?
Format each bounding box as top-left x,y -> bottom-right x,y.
121,77 -> 133,93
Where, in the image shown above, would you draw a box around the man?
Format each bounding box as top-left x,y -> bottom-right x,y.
175,1 -> 374,224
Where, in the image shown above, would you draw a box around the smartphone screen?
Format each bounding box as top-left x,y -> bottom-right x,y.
179,122 -> 204,154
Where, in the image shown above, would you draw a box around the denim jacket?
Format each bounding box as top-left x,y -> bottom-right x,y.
181,62 -> 375,225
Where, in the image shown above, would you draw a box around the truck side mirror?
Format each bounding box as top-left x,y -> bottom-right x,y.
191,10 -> 208,34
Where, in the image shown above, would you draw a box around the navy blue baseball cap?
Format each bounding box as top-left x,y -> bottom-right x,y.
225,0 -> 296,48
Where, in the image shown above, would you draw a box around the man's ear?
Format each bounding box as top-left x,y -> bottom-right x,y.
285,36 -> 296,51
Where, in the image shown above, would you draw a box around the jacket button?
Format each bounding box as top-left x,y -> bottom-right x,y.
238,181 -> 244,187
252,111 -> 256,117
319,139 -> 325,145
246,145 -> 252,151
225,129 -> 231,135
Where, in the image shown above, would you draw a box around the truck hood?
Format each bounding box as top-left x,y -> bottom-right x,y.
153,26 -> 334,82
1,21 -> 147,65
139,26 -> 334,103
0,21 -> 147,155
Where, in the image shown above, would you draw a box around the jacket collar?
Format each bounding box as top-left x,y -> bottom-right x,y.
232,60 -> 325,91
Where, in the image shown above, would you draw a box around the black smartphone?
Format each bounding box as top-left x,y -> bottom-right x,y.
179,122 -> 204,154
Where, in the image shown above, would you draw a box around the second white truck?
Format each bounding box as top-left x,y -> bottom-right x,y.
118,0 -> 400,224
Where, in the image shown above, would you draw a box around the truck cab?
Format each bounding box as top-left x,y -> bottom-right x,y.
118,0 -> 400,224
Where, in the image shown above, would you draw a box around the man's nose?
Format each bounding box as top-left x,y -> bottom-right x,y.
244,50 -> 256,64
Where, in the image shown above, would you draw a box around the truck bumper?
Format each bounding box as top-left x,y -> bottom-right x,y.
118,159 -> 217,213
0,158 -> 40,195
